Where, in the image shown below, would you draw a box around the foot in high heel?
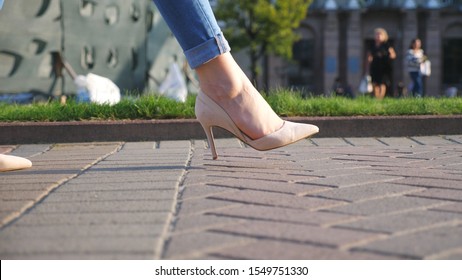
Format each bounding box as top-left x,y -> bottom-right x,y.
195,91 -> 319,159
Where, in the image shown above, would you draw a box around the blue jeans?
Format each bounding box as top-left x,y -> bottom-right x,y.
152,0 -> 230,69
409,71 -> 423,97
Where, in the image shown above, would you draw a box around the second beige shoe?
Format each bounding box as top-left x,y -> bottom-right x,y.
0,154 -> 32,172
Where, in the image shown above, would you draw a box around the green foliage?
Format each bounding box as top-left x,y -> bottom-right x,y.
0,91 -> 461,122
266,90 -> 462,117
0,95 -> 196,122
215,0 -> 312,82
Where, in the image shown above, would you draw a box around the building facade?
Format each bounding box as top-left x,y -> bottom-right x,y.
265,0 -> 462,97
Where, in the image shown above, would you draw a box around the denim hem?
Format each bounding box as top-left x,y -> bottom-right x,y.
185,32 -> 230,69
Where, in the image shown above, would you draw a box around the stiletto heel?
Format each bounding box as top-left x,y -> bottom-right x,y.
200,122 -> 218,160
195,91 -> 319,159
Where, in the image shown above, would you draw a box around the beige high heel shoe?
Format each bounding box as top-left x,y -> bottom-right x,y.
195,91 -> 319,159
0,154 -> 32,172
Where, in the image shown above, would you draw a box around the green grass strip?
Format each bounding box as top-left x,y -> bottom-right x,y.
0,90 -> 461,122
267,90 -> 462,117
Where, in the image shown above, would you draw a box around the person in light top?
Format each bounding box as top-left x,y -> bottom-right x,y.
406,38 -> 427,97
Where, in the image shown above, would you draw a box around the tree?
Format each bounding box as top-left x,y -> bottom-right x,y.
215,0 -> 312,88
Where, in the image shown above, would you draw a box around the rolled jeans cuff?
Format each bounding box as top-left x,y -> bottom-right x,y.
185,32 -> 230,69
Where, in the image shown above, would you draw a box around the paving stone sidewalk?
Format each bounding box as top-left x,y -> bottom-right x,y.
1,135 -> 462,260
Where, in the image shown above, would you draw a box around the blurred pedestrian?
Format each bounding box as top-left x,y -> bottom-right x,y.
406,38 -> 426,97
366,28 -> 396,100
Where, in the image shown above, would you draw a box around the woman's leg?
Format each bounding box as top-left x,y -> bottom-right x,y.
414,72 -> 423,97
410,72 -> 417,96
410,71 -> 422,97
373,83 -> 386,100
373,83 -> 380,99
195,52 -> 283,139
152,0 -> 229,69
379,84 -> 387,99
152,0 -> 283,139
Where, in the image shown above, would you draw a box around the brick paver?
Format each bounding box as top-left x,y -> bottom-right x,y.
1,135 -> 461,259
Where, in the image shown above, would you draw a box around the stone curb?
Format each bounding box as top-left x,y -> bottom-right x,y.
1,115 -> 461,144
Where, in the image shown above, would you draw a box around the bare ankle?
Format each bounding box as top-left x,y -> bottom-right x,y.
196,53 -> 251,99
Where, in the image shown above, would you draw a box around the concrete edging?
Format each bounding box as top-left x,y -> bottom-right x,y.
1,115 -> 461,144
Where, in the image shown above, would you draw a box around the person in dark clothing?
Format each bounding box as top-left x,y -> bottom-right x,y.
366,28 -> 396,99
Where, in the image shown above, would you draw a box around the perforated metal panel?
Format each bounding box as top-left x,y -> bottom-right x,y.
0,0 -> 62,95
0,0 -> 152,97
61,0 -> 150,94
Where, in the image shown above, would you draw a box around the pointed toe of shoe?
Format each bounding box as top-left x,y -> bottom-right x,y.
247,121 -> 319,151
304,123 -> 319,136
0,155 -> 32,172
286,122 -> 319,142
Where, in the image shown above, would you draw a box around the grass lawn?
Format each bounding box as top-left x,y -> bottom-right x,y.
0,90 -> 461,122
